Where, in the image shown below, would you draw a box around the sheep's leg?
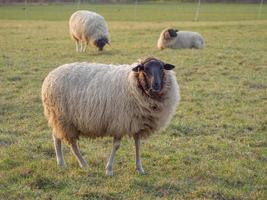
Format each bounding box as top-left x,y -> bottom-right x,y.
75,41 -> 79,52
80,42 -> 83,53
70,141 -> 88,168
82,42 -> 87,52
106,137 -> 121,176
134,134 -> 145,175
53,135 -> 65,167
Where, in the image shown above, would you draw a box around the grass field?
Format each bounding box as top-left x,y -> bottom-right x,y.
0,3 -> 267,200
0,3 -> 267,21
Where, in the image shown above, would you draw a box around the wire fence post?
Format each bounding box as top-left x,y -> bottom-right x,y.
194,0 -> 201,21
134,0 -> 138,21
257,0 -> 264,19
77,0 -> 81,10
24,0 -> 27,19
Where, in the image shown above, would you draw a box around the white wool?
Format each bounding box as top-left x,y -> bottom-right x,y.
69,10 -> 110,48
42,61 -> 180,142
158,29 -> 204,49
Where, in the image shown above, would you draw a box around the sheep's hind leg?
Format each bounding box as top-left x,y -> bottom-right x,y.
70,140 -> 88,168
79,42 -> 83,53
75,40 -> 79,52
82,42 -> 87,52
106,137 -> 121,176
134,134 -> 145,175
53,135 -> 65,167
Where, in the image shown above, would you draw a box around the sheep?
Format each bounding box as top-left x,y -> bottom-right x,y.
69,10 -> 110,52
157,28 -> 204,50
41,57 -> 180,176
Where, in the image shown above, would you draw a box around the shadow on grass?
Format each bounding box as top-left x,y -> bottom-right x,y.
131,179 -> 185,198
88,49 -> 121,57
29,175 -> 66,191
77,191 -> 123,200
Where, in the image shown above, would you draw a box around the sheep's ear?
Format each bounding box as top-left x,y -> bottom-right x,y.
132,64 -> 144,72
164,63 -> 175,70
104,38 -> 109,44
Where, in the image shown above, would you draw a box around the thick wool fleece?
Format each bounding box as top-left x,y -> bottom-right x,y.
42,62 -> 180,143
69,10 -> 110,47
157,29 -> 204,49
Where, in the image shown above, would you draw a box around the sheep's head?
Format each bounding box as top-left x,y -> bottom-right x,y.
94,37 -> 109,51
164,28 -> 178,40
132,57 -> 175,98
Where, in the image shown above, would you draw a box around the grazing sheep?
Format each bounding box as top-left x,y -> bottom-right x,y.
42,57 -> 180,175
157,28 -> 204,50
69,10 -> 110,52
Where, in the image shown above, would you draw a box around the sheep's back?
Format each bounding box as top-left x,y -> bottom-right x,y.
174,31 -> 203,48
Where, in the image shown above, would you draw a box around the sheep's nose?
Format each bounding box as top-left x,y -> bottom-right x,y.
152,83 -> 161,92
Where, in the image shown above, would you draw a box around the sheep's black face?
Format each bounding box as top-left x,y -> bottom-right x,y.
132,58 -> 175,98
168,29 -> 178,37
164,28 -> 178,40
95,38 -> 108,51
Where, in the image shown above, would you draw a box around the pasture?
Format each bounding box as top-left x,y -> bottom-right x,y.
0,2 -> 266,200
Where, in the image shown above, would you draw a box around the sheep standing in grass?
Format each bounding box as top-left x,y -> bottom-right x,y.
69,10 -> 110,52
41,57 -> 180,175
157,28 -> 204,50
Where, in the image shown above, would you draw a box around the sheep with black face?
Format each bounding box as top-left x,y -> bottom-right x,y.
69,10 -> 110,52
157,28 -> 204,50
41,57 -> 180,175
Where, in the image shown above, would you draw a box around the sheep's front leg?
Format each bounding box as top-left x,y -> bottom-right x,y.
70,141 -> 88,168
106,137 -> 121,176
53,135 -> 65,167
134,134 -> 145,175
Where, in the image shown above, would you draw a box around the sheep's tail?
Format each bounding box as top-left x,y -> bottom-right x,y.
195,37 -> 204,49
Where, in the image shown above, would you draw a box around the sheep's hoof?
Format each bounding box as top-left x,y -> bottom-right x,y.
79,162 -> 89,168
57,161 -> 66,167
106,170 -> 113,176
137,168 -> 145,175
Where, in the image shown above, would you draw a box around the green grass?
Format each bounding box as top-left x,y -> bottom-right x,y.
0,3 -> 266,21
0,3 -> 267,200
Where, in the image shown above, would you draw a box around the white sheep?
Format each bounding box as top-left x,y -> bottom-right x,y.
157,28 -> 204,50
69,10 -> 110,52
41,57 -> 180,176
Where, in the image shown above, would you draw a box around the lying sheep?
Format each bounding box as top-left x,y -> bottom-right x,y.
157,28 -> 204,50
41,57 -> 180,175
69,10 -> 110,52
